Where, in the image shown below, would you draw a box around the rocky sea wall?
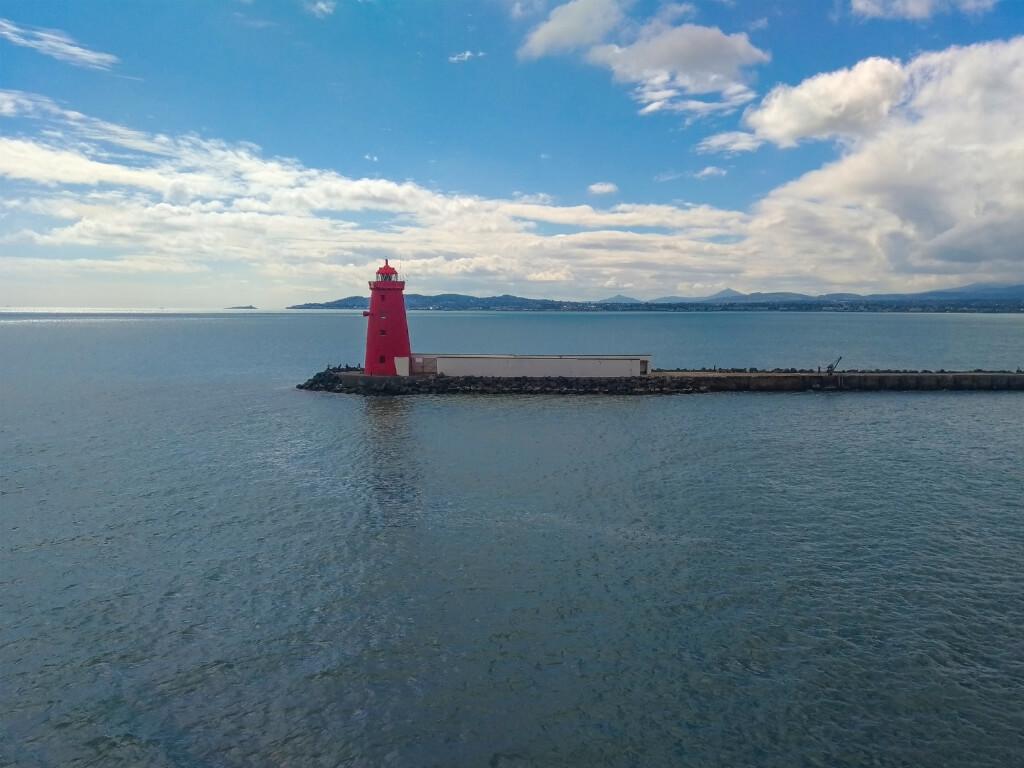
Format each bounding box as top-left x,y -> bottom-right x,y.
297,368 -> 1024,395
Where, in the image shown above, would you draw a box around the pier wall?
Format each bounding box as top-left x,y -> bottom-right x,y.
298,369 -> 1024,395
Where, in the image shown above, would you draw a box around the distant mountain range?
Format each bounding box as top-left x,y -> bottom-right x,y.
649,288 -> 746,303
638,283 -> 1024,305
288,282 -> 1024,312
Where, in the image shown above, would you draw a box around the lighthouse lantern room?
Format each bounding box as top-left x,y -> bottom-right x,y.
362,260 -> 412,376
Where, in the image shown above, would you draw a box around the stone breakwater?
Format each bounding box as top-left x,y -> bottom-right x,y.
298,368 -> 1024,395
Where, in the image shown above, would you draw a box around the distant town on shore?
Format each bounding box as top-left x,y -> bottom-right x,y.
289,282 -> 1024,313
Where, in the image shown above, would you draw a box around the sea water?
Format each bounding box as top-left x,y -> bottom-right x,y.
2,311 -> 1023,766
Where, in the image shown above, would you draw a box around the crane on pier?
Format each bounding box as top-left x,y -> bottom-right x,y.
825,356 -> 843,375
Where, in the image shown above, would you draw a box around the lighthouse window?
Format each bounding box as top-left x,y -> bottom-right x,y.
381,294 -> 386,302
378,355 -> 385,364
379,329 -> 387,336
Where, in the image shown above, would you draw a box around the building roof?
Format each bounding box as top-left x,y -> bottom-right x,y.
412,353 -> 651,359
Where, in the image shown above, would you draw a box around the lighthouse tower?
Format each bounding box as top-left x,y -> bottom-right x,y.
363,260 -> 411,376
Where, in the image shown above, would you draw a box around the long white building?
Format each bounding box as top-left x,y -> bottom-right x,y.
404,354 -> 651,378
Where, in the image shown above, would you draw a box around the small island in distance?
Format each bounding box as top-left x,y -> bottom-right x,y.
288,282 -> 1024,313
225,305 -> 257,310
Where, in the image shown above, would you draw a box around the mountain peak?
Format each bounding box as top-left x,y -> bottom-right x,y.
598,294 -> 643,304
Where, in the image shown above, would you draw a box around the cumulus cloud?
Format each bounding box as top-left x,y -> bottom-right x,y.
0,18 -> 119,70
587,23 -> 770,115
709,38 -> 1017,156
518,0 -> 624,59
745,57 -> 908,146
851,0 -> 998,19
694,166 -> 727,179
746,36 -> 1024,286
2,38 -> 1023,304
587,181 -> 618,195
0,89 -> 750,302
517,2 -> 770,117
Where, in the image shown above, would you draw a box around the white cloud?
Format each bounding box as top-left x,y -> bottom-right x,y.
697,131 -> 763,154
512,191 -> 555,204
526,265 -> 575,281
0,137 -> 232,195
0,90 -> 51,117
851,0 -> 998,19
652,3 -> 698,23
517,4 -> 770,118
363,154 -> 378,162
0,18 -> 119,70
500,202 -> 743,232
0,255 -> 210,276
746,36 -> 1024,286
2,38 -> 1023,305
586,22 -> 770,116
0,89 -> 750,303
518,0 -> 624,59
745,57 -> 908,146
587,181 -> 619,195
448,50 -> 486,63
694,166 -> 727,179
305,1 -> 336,18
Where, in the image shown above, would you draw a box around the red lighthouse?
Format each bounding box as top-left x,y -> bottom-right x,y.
363,260 -> 411,376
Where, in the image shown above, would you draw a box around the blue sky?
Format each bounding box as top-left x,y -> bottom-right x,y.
1,0 -> 1023,306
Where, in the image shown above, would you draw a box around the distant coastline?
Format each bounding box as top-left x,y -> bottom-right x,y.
288,282 -> 1024,313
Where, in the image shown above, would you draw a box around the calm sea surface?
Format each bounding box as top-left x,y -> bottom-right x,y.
2,311 -> 1023,767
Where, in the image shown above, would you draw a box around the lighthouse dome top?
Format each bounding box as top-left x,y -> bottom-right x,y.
375,259 -> 398,280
